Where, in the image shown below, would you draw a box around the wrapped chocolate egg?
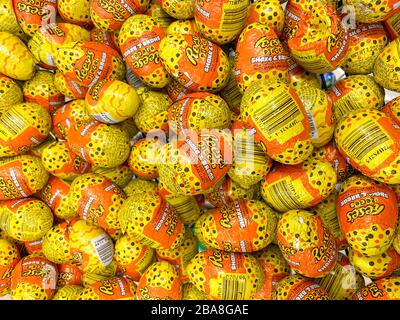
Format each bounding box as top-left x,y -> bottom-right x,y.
317,252 -> 364,300
164,194 -> 202,225
374,38 -> 400,91
328,75 -> 385,122
240,80 -> 314,165
66,120 -> 131,168
168,92 -> 231,134
137,261 -> 181,300
90,0 -> 150,31
343,0 -> 396,23
128,137 -> 162,180
349,247 -> 400,279
253,244 -> 290,300
23,71 -> 65,113
273,274 -> 331,300
0,74 -> 23,116
334,109 -> 400,184
187,249 -> 264,300
145,0 -> 174,30
57,263 -> 83,288
285,2 -> 348,74
261,159 -> 337,212
311,192 -> 347,249
134,87 -> 171,134
78,276 -> 136,300
86,79 -> 140,124
41,140 -> 91,181
353,276 -> 400,300
68,219 -> 114,273
166,19 -> 198,35
156,228 -> 198,283
296,86 -> 336,147
0,155 -> 49,200
277,209 -> 338,278
68,173 -> 126,239
114,235 -> 155,281
51,99 -> 91,140
0,32 -> 36,81
42,221 -> 75,264
57,0 -> 91,27
90,29 -> 119,51
54,72 -> 88,99
53,285 -> 84,300
10,252 -> 58,300
118,193 -> 185,250
0,0 -> 26,39
167,78 -> 190,102
183,283 -> 210,300
219,67 -> 243,115
119,14 -> 168,88
287,56 -> 321,90
342,22 -> 388,74
28,23 -> 90,70
159,33 -> 230,92
92,163 -> 133,189
160,0 -> 194,19
234,23 -> 289,93
0,102 -> 51,157
117,118 -> 139,140
157,129 -> 233,196
194,0 -> 249,45
12,0 -> 57,36
55,41 -> 125,87
0,198 -> 53,241
0,239 -> 20,296
204,176 -> 260,207
80,260 -> 118,287
337,175 -> 398,256
382,97 -> 400,126
123,178 -> 158,197
384,8 -> 400,40
246,0 -> 284,35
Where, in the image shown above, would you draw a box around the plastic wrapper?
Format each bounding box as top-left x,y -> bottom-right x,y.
284,2 -> 349,74
86,79 -> 140,124
78,276 -> 136,300
261,159 -> 337,212
334,109 -> 400,184
42,221 -> 76,264
272,274 -> 331,300
187,249 -> 264,300
343,0 -> 397,23
382,96 -> 400,126
118,193 -> 185,250
337,175 -> 398,256
374,38 -> 400,92
12,0 -> 57,37
0,74 -> 23,116
66,121 -> 131,168
157,129 -> 233,196
247,0 -> 284,35
194,0 -> 249,45
296,86 -> 336,147
277,209 -> 338,278
0,239 -> 20,297
159,33 -> 230,92
353,276 -> 400,300
114,235 -> 155,281
92,163 -> 133,189
119,14 -> 169,89
55,41 -> 125,87
57,0 -> 92,27
349,247 -> 400,279
90,0 -> 150,31
342,22 -> 388,74
136,261 -> 181,300
10,253 -> 57,300
234,23 -> 289,93
53,285 -> 84,300
240,80 -> 314,165
0,32 -> 36,81
28,23 -> 90,70
328,75 -> 385,122
128,137 -> 162,180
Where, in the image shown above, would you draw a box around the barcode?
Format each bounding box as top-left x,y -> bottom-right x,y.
221,5 -> 249,33
317,263 -> 347,298
254,91 -> 301,137
91,233 -> 114,266
221,275 -> 247,300
389,14 -> 400,34
0,108 -> 28,137
126,68 -> 144,89
92,112 -> 118,124
341,120 -> 388,161
306,111 -> 318,139
222,77 -> 242,107
268,179 -> 305,211
316,206 -> 341,236
171,198 -> 195,216
334,97 -> 358,120
235,137 -> 266,164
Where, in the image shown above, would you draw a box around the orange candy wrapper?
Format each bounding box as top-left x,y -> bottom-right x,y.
0,239 -> 20,296
353,276 -> 400,300
78,276 -> 136,300
382,97 -> 400,127
57,263 -> 83,288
